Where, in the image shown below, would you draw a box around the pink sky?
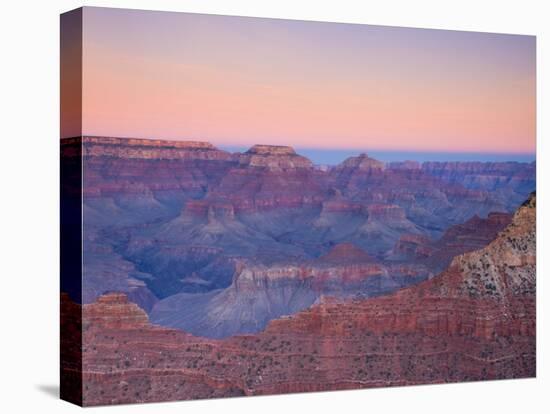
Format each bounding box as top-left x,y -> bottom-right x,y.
73,7 -> 535,154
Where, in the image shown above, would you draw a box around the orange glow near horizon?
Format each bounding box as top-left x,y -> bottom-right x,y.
77,8 -> 535,154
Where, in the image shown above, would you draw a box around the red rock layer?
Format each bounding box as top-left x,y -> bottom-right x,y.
64,194 -> 535,406
182,200 -> 236,221
67,137 -> 533,221
207,166 -> 328,213
74,137 -> 330,211
266,191 -> 534,340
391,211 -> 513,272
74,136 -> 226,159
318,243 -> 374,264
232,262 -> 388,290
431,212 -> 512,258
61,136 -> 237,197
422,161 -> 536,192
391,234 -> 434,258
238,144 -> 313,170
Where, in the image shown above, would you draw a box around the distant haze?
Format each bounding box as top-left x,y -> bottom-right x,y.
64,7 -> 535,155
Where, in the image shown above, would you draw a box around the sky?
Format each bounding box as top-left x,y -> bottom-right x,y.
62,7 -> 536,160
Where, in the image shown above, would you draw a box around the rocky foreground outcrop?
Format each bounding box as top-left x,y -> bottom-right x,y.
62,193 -> 536,406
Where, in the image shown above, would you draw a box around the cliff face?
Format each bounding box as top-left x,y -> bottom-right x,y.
437,193 -> 535,300
390,211 -> 513,272
149,244 -> 428,338
318,242 -> 374,263
71,137 -> 534,216
68,136 -> 229,159
238,145 -> 313,170
71,136 -> 536,340
422,161 -> 536,190
269,192 -> 535,338
66,194 -> 535,406
333,153 -> 385,171
75,136 -> 236,199
328,157 -> 513,244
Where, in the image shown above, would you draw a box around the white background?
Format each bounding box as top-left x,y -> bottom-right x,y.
0,0 -> 548,412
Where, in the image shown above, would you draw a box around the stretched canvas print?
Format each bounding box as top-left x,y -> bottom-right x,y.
60,6 -> 536,406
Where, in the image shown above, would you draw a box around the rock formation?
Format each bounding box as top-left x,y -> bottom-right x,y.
238,144 -> 313,170
62,193 -> 535,406
422,161 -> 536,193
422,161 -> 536,210
149,244 -> 428,338
390,211 -> 513,273
68,136 -> 535,341
333,153 -> 385,172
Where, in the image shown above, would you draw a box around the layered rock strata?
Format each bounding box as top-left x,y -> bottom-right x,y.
62,194 -> 535,406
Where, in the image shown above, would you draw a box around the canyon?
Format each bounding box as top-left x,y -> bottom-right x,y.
60,136 -> 535,338
61,192 -> 536,405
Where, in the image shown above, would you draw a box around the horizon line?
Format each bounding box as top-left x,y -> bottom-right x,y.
61,135 -> 536,157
